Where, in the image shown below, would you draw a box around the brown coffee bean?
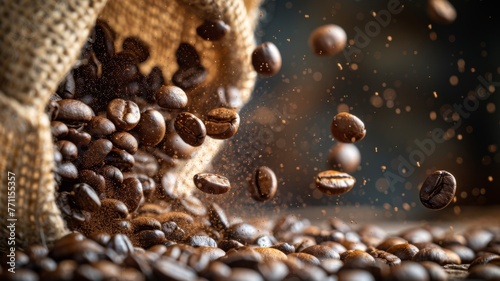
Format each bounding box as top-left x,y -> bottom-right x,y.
100,165 -> 124,187
377,237 -> 408,251
252,247 -> 287,262
65,128 -> 92,148
93,19 -> 115,63
73,183 -> 101,212
162,221 -> 187,242
251,42 -> 282,77
122,36 -> 150,63
88,232 -> 111,247
196,19 -> 230,41
330,112 -> 366,143
419,170 -> 457,210
465,227 -> 494,251
153,257 -> 197,280
135,173 -> 156,199
172,65 -> 207,90
387,243 -> 420,261
223,222 -> 258,245
248,166 -> 278,202
50,238 -> 104,263
400,227 -> 433,244
85,116 -> 116,137
109,131 -> 138,154
132,217 -> 161,233
133,109 -> 166,146
445,244 -> 475,264
301,245 -> 340,260
107,233 -> 134,256
57,161 -> 79,179
412,246 -> 451,266
387,261 -> 429,281
174,196 -> 207,217
207,202 -> 230,231
134,229 -> 166,248
367,248 -> 401,266
288,252 -> 321,265
155,85 -> 188,110
174,112 -> 206,147
176,42 -> 201,68
81,139 -> 113,168
95,198 -> 129,220
204,107 -> 240,139
56,140 -> 78,161
193,172 -> 231,195
113,177 -> 143,213
101,51 -> 140,88
271,242 -> 296,255
107,99 -> 141,131
427,0 -> 456,25
420,261 -> 448,281
56,99 -> 94,124
341,249 -> 376,268
309,24 -> 347,56
468,264 -> 500,280
186,235 -> 217,248
328,143 -> 361,173
51,121 -> 69,138
315,170 -> 355,196
105,148 -> 135,171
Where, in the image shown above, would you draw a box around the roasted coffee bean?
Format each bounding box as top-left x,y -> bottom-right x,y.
288,252 -> 321,265
57,161 -> 79,179
51,121 -> 69,139
56,99 -> 94,124
468,264 -> 500,280
419,170 -> 457,210
251,41 -> 282,77
142,66 -> 166,102
445,244 -> 475,264
0,268 -> 39,281
387,243 -> 420,261
387,261 -> 429,281
113,177 -> 143,213
109,131 -> 138,154
155,85 -> 188,110
95,198 -> 129,220
367,248 -> 401,266
176,42 -> 201,68
65,128 -> 92,148
174,112 -> 206,147
56,140 -> 78,161
341,249 -> 376,268
309,24 -> 347,56
153,257 -> 197,281
330,112 -> 366,143
88,232 -> 111,247
223,222 -> 258,245
412,246 -> 452,266
377,237 -> 408,251
93,19 -> 115,63
315,170 -> 356,196
204,107 -> 240,139
50,238 -> 104,263
469,253 -> 500,270
122,36 -> 150,63
253,247 -> 287,262
301,245 -> 340,260
174,196 -> 207,217
427,0 -> 456,25
248,166 -> 278,202
134,229 -> 166,248
420,261 -> 448,281
196,19 -> 230,41
100,165 -> 124,187
172,65 -> 207,90
102,51 -> 140,88
293,236 -> 317,252
132,217 -> 161,233
328,143 -> 361,173
135,173 -> 156,199
218,239 -> 244,252
105,148 -> 135,171
81,139 -> 113,168
193,172 -> 231,195
85,116 -> 116,137
107,98 -> 141,131
207,202 -> 230,230
107,233 -> 134,256
336,269 -> 375,281
46,99 -> 60,121
400,227 -> 433,244
133,109 -> 166,147
271,242 -> 296,255
465,227 -> 494,251
162,221 -> 187,242
56,73 -> 76,99
186,235 -> 217,248
73,183 -> 101,212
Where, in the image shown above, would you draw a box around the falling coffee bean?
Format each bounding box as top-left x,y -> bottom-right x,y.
122,36 -> 150,63
204,107 -> 240,140
330,112 -> 366,143
309,24 -> 347,56
106,98 -> 141,131
155,85 -> 188,110
315,170 -> 355,196
196,19 -> 231,41
419,170 -> 457,210
248,166 -> 278,202
174,112 -> 206,147
193,173 -> 231,195
133,109 -> 166,147
251,42 -> 282,77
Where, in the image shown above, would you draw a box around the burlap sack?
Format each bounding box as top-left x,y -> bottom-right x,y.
0,0 -> 262,251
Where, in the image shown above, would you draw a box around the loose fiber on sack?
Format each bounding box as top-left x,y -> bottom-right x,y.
0,0 -> 262,250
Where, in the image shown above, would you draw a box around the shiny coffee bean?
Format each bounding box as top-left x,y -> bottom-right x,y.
56,140 -> 78,161
330,112 -> 366,143
105,148 -> 135,171
387,243 -> 420,261
271,242 -> 296,255
56,72 -> 76,99
88,232 -> 111,247
174,112 -> 206,147
100,165 -> 124,187
65,128 -> 92,148
251,42 -> 282,77
315,170 -> 356,196
301,245 -> 340,260
196,19 -> 230,41
412,246 -> 451,266
419,170 -> 457,210
193,172 -> 231,195
427,0 -> 457,25
468,264 -> 500,280
155,85 -> 188,110
387,261 -> 429,281
172,65 -> 207,90
309,24 -> 347,56
377,237 -> 408,251
107,233 -> 134,256
85,116 -> 116,137
107,99 -> 141,131
217,85 -> 243,109
93,19 -> 115,63
288,252 -> 321,265
133,109 -> 166,146
223,223 -> 258,245
135,173 -> 156,199
253,247 -> 287,262
113,177 -> 143,212
73,183 -> 101,212
162,221 -> 187,242
420,261 -> 448,281
341,249 -> 376,268
57,161 -> 79,179
109,131 -> 138,154
56,99 -> 94,124
445,244 -> 475,264
204,107 -> 240,139
248,166 -> 278,202
328,143 -> 361,173
81,139 -> 113,168
122,36 -> 150,63
51,121 -> 69,138
366,248 -> 401,266
186,235 -> 217,248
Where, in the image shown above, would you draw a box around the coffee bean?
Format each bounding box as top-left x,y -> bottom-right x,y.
419,170 -> 457,210
132,149 -> 159,177
109,131 -> 138,154
155,85 -> 188,110
387,261 -> 429,281
57,161 -> 79,179
100,165 -> 124,188
224,223 -> 258,245
96,198 -> 129,220
73,183 -> 101,212
65,128 -> 92,148
445,244 -> 475,264
153,257 -> 197,280
196,19 -> 230,41
315,170 -> 355,196
101,52 -> 140,89
105,148 -> 135,171
328,143 -> 361,173
81,139 -> 113,168
412,246 -> 451,266
56,99 -> 94,124
56,140 -> 78,161
51,121 -> 69,139
387,243 -> 420,261
204,107 -> 240,139
330,112 -> 366,143
174,112 -> 206,147
427,0 -> 456,25
400,227 -> 433,244
134,173 -> 156,199
377,237 -> 408,251
132,217 -> 161,233
174,196 -> 207,217
107,99 -> 141,131
248,166 -> 278,202
309,24 -> 347,56
93,19 -> 115,63
468,264 -> 500,280
253,247 -> 288,262
337,269 -> 375,281
271,242 -> 296,255
172,65 -> 207,90
175,43 -> 201,68
186,235 -> 218,248
288,252 -> 321,265
142,66 -> 166,102
367,248 -> 401,266
341,249 -> 376,268
85,116 -> 116,137
113,177 -> 143,213
465,227 -> 494,251
301,245 -> 340,260
133,109 -> 166,147
122,36 -> 150,63
251,42 -> 282,77
193,172 -> 231,195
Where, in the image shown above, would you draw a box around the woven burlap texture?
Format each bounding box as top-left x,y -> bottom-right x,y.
0,0 -> 261,250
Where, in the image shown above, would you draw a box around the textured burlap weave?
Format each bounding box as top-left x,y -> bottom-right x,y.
0,0 -> 262,250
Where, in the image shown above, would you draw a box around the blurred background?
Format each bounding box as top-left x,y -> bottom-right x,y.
210,0 -> 500,219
